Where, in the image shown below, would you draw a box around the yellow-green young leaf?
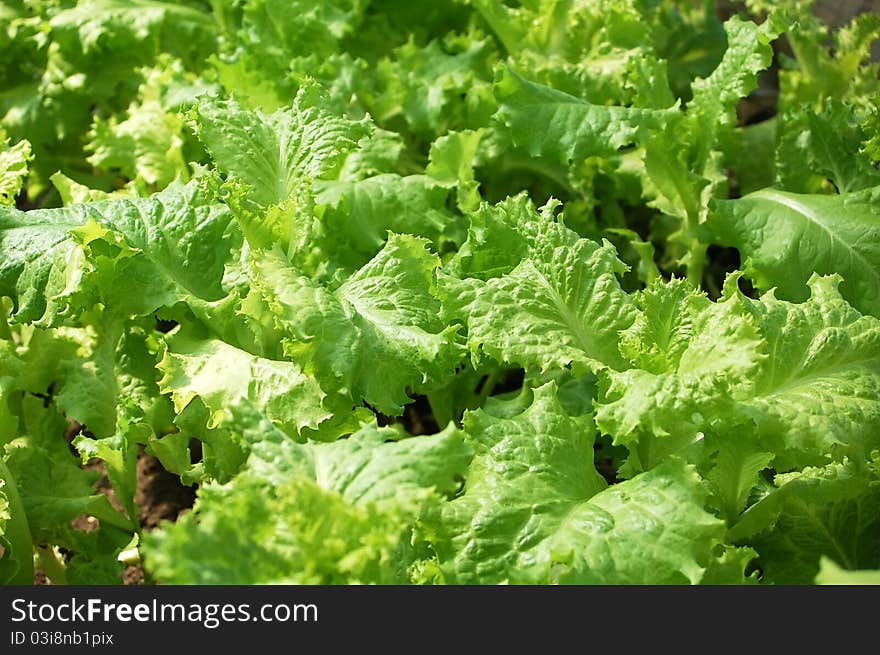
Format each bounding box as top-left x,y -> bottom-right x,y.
815,557 -> 880,585
86,67 -> 189,189
235,408 -> 472,508
444,194 -> 533,281
157,335 -> 333,437
146,475 -> 418,584
635,14 -> 781,260
769,4 -> 880,112
426,129 -> 484,211
595,276 -> 763,463
686,14 -> 783,159
0,130 -> 31,205
706,437 -> 774,523
50,173 -> 133,206
190,84 -> 371,249
618,276 -> 697,374
700,545 -> 760,585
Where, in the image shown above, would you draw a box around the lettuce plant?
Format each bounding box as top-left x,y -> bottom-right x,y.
1,0 -> 878,585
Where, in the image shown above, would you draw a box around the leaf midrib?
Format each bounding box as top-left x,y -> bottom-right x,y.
750,190 -> 878,288
759,359 -> 880,400
788,496 -> 855,570
528,262 -> 604,367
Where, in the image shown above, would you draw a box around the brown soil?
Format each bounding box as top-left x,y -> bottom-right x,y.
135,451 -> 196,531
123,451 -> 197,585
122,564 -> 145,585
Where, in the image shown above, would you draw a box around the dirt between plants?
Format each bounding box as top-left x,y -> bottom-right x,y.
126,451 -> 197,584
134,452 -> 196,530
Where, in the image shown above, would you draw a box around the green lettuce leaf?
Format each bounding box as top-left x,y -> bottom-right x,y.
1,0 -> 217,193
192,88 -> 370,209
158,334 -> 333,439
494,66 -> 675,165
368,33 -> 496,140
144,411 -> 471,584
769,3 -> 880,112
0,127 -> 31,205
736,275 -> 880,469
706,187 -> 880,317
190,86 -> 370,250
0,199 -> 88,325
0,178 -> 234,324
596,276 -> 763,472
86,65 -> 191,190
313,173 -> 463,274
253,235 -> 462,415
3,0 -> 879,589
235,0 -> 365,89
0,459 -> 33,585
449,198 -> 636,373
426,129 -> 484,211
3,396 -> 133,584
730,458 -> 880,584
468,0 -> 696,108
427,382 -> 724,584
775,100 -> 880,194
685,13 -> 783,166
598,274 -> 880,474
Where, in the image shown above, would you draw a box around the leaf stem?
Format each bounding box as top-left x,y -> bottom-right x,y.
686,240 -> 708,289
0,457 -> 34,584
474,371 -> 500,408
0,301 -> 12,341
496,152 -> 584,200
426,393 -> 455,429
471,0 -> 521,56
36,545 -> 68,585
